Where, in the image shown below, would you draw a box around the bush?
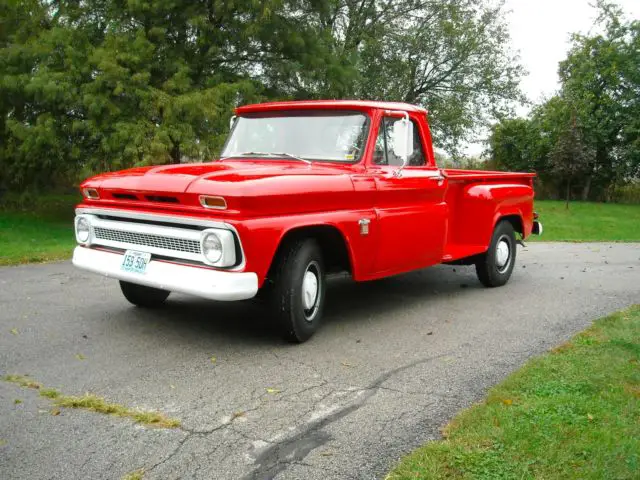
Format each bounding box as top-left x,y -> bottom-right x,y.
611,182 -> 640,204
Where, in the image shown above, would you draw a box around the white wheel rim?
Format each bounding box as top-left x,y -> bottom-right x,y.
302,262 -> 321,321
495,237 -> 511,273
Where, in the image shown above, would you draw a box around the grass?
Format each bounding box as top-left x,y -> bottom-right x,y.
122,469 -> 145,480
0,193 -> 79,266
386,305 -> 640,480
3,374 -> 181,429
531,200 -> 640,242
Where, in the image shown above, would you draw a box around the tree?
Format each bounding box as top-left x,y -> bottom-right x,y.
550,113 -> 595,208
558,0 -> 640,200
1,0 -> 524,191
306,0 -> 524,154
488,1 -> 640,202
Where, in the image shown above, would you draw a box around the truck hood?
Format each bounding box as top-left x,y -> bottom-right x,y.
82,160 -> 362,217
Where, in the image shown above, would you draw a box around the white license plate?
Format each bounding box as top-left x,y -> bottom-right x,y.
121,250 -> 151,274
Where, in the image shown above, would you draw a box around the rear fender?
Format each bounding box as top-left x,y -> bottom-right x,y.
457,183 -> 534,247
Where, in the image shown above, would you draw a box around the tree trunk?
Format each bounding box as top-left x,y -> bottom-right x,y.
565,177 -> 571,210
581,175 -> 592,201
169,142 -> 181,164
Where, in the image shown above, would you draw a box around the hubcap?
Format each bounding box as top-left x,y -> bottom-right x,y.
302,270 -> 318,310
495,238 -> 511,272
301,261 -> 321,322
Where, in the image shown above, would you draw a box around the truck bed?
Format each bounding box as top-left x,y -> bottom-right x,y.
442,169 -> 536,262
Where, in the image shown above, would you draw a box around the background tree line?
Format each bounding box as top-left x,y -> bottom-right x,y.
487,2 -> 640,204
0,0 -> 522,192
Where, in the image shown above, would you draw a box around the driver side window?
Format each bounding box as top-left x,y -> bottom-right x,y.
373,117 -> 426,167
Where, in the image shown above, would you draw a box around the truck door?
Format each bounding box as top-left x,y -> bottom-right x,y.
369,115 -> 448,275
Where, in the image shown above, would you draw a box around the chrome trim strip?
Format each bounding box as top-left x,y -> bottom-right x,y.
75,207 -> 247,270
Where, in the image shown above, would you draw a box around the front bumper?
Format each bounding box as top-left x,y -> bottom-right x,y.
72,246 -> 258,301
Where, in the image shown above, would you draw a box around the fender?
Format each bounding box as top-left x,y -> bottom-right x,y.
232,209 -> 377,286
456,183 -> 534,247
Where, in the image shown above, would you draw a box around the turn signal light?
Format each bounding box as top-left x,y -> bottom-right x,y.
82,188 -> 100,200
199,195 -> 227,210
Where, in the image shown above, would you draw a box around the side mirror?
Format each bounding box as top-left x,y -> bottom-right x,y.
391,116 -> 414,166
229,115 -> 237,130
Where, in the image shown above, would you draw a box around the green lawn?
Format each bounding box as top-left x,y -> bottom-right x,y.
532,200 -> 640,242
0,193 -> 79,266
386,305 -> 640,480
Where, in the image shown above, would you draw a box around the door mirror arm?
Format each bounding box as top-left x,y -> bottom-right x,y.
387,111 -> 413,177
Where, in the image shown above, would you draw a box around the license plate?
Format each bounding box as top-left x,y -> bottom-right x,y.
121,250 -> 151,274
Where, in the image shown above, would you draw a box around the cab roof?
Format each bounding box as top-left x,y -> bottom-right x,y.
236,100 -> 428,115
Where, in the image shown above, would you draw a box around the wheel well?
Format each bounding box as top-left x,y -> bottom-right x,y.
269,225 -> 352,278
498,214 -> 524,237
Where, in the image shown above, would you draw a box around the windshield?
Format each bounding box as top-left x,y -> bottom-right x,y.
221,111 -> 370,162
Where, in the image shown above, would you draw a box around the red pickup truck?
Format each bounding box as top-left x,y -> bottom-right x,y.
73,100 -> 541,342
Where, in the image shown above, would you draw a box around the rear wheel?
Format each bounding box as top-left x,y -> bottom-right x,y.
475,221 -> 516,287
119,281 -> 170,308
269,238 -> 325,343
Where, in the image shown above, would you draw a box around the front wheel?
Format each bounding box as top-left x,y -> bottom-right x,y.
475,221 -> 517,288
119,281 -> 170,308
269,238 -> 326,343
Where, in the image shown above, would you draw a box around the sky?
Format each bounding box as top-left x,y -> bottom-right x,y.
464,0 -> 640,155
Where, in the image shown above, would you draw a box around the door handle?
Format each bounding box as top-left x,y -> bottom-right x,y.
429,174 -> 446,186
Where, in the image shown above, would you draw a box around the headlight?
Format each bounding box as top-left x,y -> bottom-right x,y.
202,232 -> 223,263
75,216 -> 91,244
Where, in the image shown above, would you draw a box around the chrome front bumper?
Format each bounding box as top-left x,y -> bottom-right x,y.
72,246 -> 258,301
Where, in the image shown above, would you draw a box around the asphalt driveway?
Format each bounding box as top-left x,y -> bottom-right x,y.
1,242 -> 638,480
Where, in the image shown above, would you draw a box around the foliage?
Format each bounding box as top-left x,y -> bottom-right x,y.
387,305 -> 640,480
487,1 -> 640,203
0,0 -> 523,191
319,0 -> 524,154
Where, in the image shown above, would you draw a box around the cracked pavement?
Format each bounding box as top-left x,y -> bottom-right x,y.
1,242 -> 639,480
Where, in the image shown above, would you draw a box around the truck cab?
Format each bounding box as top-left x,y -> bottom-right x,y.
73,100 -> 541,342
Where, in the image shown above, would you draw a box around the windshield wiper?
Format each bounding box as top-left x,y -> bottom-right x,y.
221,151 -> 311,164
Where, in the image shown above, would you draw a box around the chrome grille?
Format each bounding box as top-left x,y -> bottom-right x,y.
93,227 -> 201,255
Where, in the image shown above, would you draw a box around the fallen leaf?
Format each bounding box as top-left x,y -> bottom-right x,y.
210,356 -> 217,364
10,328 -> 18,335
502,399 -> 513,406
51,408 -> 61,416
14,399 -> 22,405
75,353 -> 86,360
232,411 -> 245,419
587,413 -> 594,421
169,384 -> 176,390
341,361 -> 354,367
265,388 -> 281,394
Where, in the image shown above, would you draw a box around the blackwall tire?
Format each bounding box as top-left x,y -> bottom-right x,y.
119,281 -> 170,308
475,221 -> 517,288
270,239 -> 325,343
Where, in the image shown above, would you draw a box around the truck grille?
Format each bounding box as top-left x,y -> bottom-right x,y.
93,227 -> 201,255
